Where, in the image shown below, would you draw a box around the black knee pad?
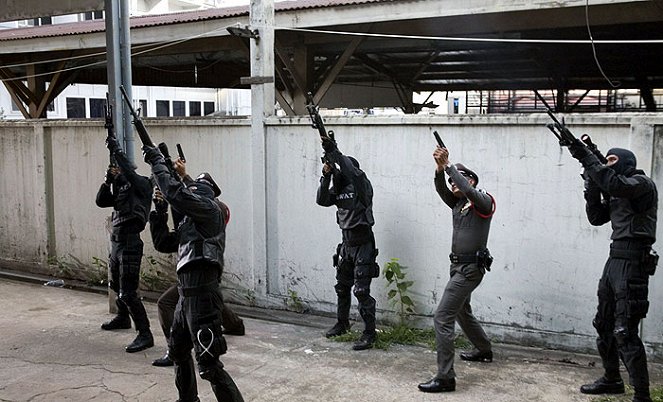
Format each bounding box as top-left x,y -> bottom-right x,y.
119,289 -> 139,305
334,283 -> 350,297
353,284 -> 370,300
199,360 -> 225,382
613,326 -> 628,346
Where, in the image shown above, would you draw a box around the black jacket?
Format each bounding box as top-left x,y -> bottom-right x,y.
316,150 -> 374,231
581,153 -> 657,243
149,161 -> 226,272
95,150 -> 152,231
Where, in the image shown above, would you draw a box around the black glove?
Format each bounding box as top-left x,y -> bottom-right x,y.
104,167 -> 116,185
142,145 -> 164,165
153,195 -> 168,214
321,136 -> 337,153
322,164 -> 332,178
106,136 -> 120,154
568,139 -> 591,161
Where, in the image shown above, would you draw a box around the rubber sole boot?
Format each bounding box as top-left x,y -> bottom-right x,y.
325,321 -> 351,338
126,331 -> 154,353
101,315 -> 131,330
580,377 -> 625,395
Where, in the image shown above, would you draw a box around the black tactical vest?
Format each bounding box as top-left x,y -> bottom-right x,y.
610,174 -> 657,243
111,174 -> 152,230
176,199 -> 226,272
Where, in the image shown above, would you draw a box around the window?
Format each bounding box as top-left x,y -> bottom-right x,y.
189,101 -> 201,116
11,99 -> 23,112
139,100 -> 148,117
156,100 -> 170,117
89,98 -> 105,118
84,11 -> 104,21
173,101 -> 185,117
31,17 -> 52,26
66,98 -> 86,118
204,101 -> 215,116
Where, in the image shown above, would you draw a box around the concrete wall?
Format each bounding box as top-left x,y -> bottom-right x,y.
1,114 -> 663,356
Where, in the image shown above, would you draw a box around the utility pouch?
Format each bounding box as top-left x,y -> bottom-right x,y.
476,249 -> 494,272
642,249 -> 659,276
332,243 -> 342,268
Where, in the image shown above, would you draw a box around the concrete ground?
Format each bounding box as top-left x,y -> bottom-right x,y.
0,277 -> 661,402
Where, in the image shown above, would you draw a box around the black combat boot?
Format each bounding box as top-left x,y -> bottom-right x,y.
633,388 -> 653,402
418,378 -> 456,393
152,351 -> 174,367
325,320 -> 351,338
580,377 -> 625,395
126,331 -> 154,353
352,331 -> 376,350
460,348 -> 493,362
101,315 -> 131,330
101,299 -> 131,330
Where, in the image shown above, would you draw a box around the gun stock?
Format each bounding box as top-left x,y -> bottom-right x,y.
119,85 -> 154,147
104,93 -> 117,167
433,131 -> 446,148
176,144 -> 186,162
534,91 -> 577,147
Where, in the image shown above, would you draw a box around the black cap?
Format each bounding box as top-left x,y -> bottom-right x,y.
195,172 -> 221,198
454,163 -> 479,185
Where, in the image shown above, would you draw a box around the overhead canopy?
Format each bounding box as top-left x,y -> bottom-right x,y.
0,0 -> 661,116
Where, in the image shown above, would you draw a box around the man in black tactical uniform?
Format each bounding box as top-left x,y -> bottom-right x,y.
149,159 -> 245,368
316,137 -> 378,351
143,146 -> 244,402
419,145 -> 495,393
95,137 -> 154,353
568,143 -> 658,402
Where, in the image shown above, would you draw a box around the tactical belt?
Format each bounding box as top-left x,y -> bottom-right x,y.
610,240 -> 651,260
178,282 -> 218,297
609,248 -> 648,260
449,253 -> 477,264
110,232 -> 140,242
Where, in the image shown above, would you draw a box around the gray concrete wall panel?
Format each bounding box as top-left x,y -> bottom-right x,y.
2,114 -> 663,356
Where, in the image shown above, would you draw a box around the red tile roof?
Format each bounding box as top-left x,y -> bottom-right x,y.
0,0 -> 390,42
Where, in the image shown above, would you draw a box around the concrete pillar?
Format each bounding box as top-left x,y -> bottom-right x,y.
249,0 -> 275,295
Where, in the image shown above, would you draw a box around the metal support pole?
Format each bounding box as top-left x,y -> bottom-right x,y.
104,0 -> 123,313
105,0 -> 124,149
119,0 -> 135,160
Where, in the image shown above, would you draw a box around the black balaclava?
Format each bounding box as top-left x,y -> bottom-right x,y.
606,148 -> 637,175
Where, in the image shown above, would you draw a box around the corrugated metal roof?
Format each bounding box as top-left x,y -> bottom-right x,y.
0,0 -> 391,42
